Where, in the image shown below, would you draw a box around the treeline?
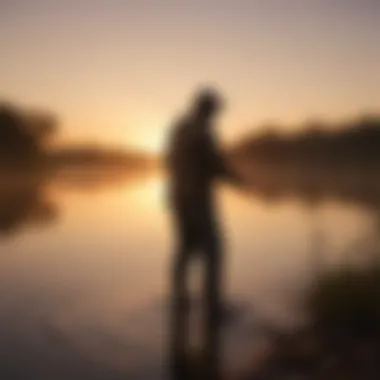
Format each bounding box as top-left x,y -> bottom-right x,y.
52,146 -> 155,169
232,115 -> 380,168
0,102 -> 57,166
0,101 -> 155,171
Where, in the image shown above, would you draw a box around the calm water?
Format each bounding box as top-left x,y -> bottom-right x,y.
0,169 -> 377,379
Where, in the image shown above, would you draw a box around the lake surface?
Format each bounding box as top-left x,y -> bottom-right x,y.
0,168 -> 377,379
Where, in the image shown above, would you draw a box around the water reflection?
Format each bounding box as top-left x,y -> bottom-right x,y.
1,168 -> 380,379
239,162 -> 380,209
170,248 -> 223,380
0,167 -> 155,237
0,175 -> 56,236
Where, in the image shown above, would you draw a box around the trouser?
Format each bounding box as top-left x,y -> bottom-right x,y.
170,206 -> 223,379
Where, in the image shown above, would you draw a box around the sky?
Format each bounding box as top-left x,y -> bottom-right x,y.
1,0 -> 380,152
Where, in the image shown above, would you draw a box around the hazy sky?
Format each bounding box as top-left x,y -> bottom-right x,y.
1,0 -> 379,151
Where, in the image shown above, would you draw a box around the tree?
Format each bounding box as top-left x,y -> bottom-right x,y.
0,102 -> 58,166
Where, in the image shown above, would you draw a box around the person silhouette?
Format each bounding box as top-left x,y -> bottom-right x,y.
166,88 -> 240,379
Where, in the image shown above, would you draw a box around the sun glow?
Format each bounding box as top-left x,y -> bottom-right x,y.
143,133 -> 165,154
125,126 -> 167,155
126,175 -> 166,209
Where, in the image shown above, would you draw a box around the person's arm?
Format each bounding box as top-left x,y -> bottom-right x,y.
206,134 -> 243,186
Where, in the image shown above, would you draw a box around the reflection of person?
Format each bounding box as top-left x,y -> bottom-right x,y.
166,88 -> 240,379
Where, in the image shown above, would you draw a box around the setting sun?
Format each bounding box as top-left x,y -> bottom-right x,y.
140,130 -> 166,154
124,120 -> 168,154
